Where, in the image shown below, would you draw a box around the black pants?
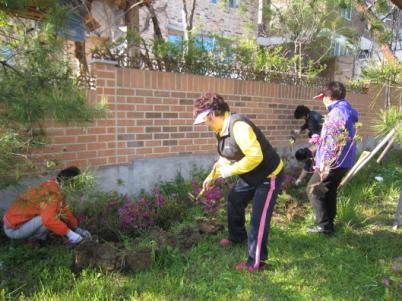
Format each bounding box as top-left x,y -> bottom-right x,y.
227,170 -> 283,268
306,168 -> 348,231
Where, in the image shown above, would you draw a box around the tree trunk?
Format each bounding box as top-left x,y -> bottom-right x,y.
257,0 -> 271,36
181,0 -> 197,41
125,0 -> 141,56
74,40 -> 88,75
356,2 -> 399,64
145,2 -> 163,40
389,0 -> 402,10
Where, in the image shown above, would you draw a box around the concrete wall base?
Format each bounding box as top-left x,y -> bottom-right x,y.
0,137 -> 389,214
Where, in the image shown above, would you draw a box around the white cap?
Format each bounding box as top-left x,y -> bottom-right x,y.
193,109 -> 212,125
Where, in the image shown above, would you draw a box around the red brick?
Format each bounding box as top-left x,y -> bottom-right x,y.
155,119 -> 170,126
126,97 -> 144,103
98,135 -> 115,142
98,149 -> 116,157
153,147 -> 169,153
136,104 -> 154,111
126,126 -> 145,133
116,104 -> 135,111
53,136 -> 76,144
103,88 -> 115,95
63,144 -> 87,152
88,127 -> 106,134
89,158 -> 108,166
87,143 -> 107,150
78,151 -> 97,159
146,97 -> 162,104
58,152 -> 77,160
77,135 -> 96,143
163,98 -> 178,105
97,71 -> 115,79
145,140 -> 161,147
65,128 -> 84,135
116,88 -> 133,96
97,120 -> 115,127
136,147 -> 153,155
136,89 -> 153,96
137,120 -> 153,126
127,112 -> 144,118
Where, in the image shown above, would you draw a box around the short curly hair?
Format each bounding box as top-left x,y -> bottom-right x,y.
193,92 -> 230,117
321,81 -> 346,100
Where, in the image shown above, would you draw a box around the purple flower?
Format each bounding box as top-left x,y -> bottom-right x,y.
383,277 -> 391,286
155,194 -> 165,206
399,281 -> 402,289
308,134 -> 321,145
392,264 -> 400,273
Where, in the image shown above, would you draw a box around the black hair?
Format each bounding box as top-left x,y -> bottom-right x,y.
294,105 -> 310,119
295,148 -> 313,161
322,81 -> 346,100
57,166 -> 81,183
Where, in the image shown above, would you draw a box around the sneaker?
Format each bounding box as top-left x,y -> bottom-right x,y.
219,239 -> 232,248
235,261 -> 268,273
307,225 -> 334,236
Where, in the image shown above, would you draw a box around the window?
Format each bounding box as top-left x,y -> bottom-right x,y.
229,0 -> 238,8
168,34 -> 183,45
210,0 -> 218,3
340,6 -> 352,20
195,36 -> 216,52
332,40 -> 352,57
0,47 -> 13,62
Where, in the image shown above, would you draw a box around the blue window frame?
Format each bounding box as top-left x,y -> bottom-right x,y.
194,36 -> 216,52
168,34 -> 183,45
229,0 -> 237,8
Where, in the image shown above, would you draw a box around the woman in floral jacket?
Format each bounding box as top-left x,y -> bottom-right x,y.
306,81 -> 359,236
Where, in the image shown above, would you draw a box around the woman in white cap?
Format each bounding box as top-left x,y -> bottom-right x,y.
193,92 -> 284,272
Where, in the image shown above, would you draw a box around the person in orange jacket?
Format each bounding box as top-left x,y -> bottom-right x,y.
3,166 -> 91,245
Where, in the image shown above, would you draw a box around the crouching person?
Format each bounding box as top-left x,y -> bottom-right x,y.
3,167 -> 91,245
294,145 -> 316,186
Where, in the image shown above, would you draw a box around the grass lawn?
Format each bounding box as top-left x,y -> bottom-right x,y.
0,152 -> 401,301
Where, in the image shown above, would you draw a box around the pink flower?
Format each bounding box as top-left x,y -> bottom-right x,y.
309,134 -> 321,145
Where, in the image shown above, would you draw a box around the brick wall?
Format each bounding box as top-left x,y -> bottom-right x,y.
38,62 -> 383,170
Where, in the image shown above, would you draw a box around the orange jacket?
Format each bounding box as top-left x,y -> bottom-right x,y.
3,179 -> 78,236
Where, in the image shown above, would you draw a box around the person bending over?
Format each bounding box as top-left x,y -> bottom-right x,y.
3,167 -> 91,245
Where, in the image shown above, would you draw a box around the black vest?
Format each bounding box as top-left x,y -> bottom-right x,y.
217,114 -> 281,186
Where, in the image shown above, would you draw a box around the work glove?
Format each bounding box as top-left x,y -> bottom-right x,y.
75,228 -> 92,240
66,229 -> 83,245
218,164 -> 234,179
295,178 -> 302,186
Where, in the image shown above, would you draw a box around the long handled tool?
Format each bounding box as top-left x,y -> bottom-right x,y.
188,165 -> 218,201
339,128 -> 396,188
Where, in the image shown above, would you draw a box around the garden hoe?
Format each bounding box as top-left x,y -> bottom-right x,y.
188,165 -> 218,202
